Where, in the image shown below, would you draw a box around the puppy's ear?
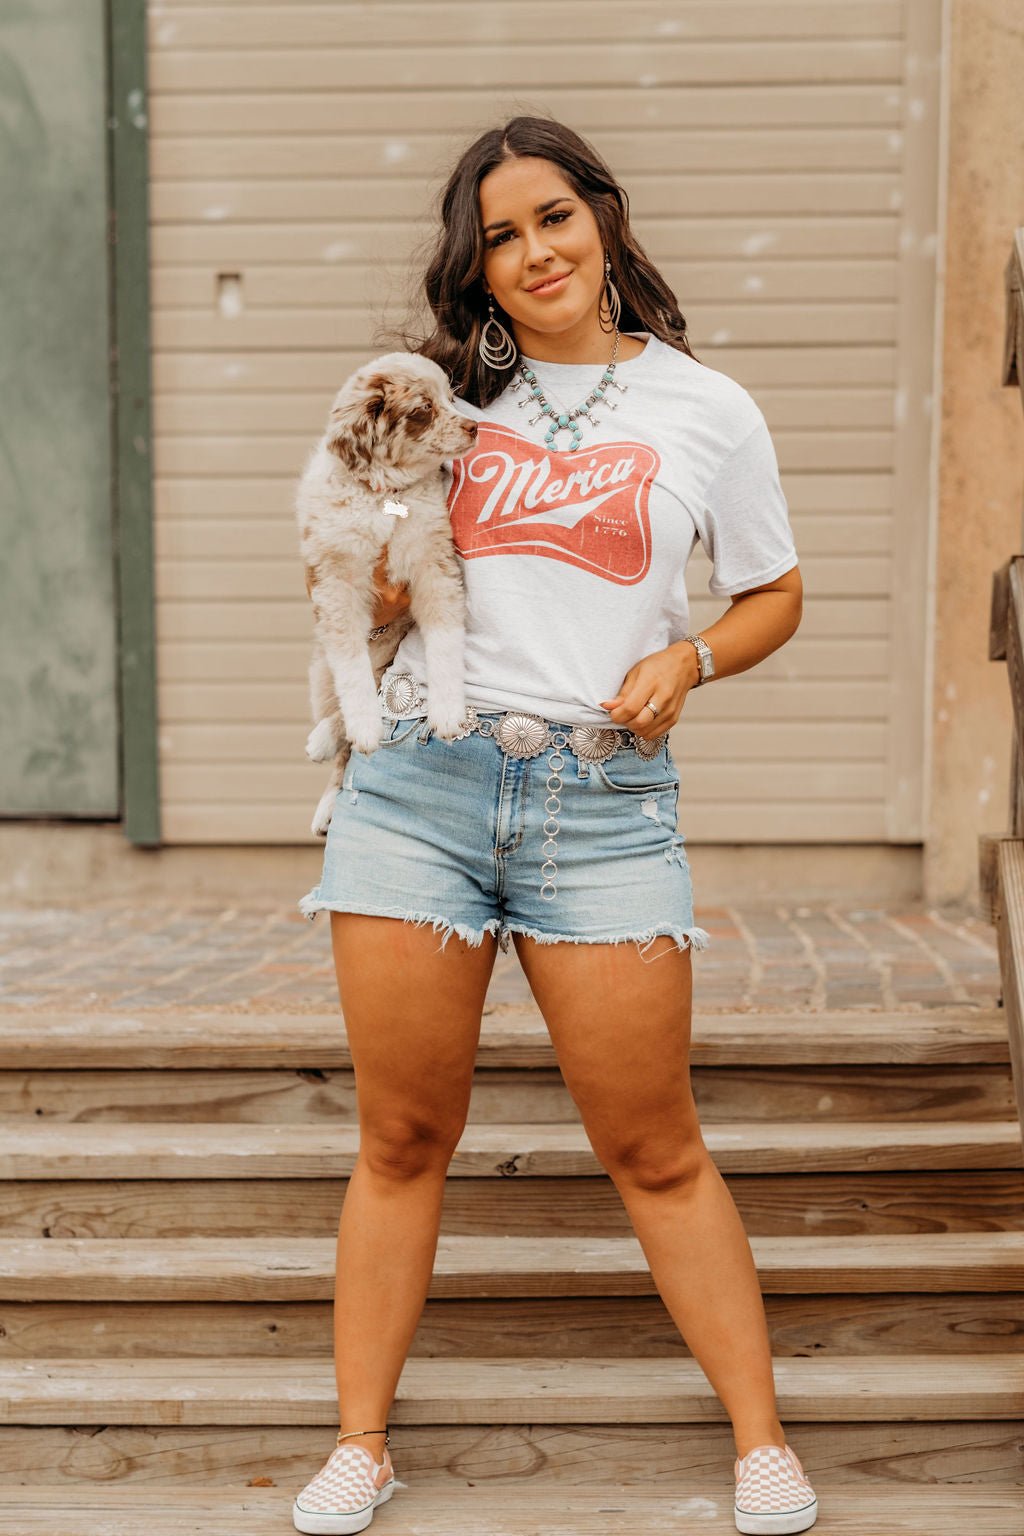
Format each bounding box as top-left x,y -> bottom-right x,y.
326,373 -> 388,475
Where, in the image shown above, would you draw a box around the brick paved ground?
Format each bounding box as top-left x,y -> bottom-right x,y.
0,898 -> 1000,1014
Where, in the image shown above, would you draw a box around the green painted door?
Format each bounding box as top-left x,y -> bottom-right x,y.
0,0 -> 118,815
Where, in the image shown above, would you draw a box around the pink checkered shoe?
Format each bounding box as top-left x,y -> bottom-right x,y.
733,1441 -> 818,1534
292,1428 -> 397,1534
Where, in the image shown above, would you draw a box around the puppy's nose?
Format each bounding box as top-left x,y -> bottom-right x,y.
465,420 -> 478,437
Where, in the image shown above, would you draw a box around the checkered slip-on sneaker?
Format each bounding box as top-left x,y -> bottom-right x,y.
733,1442 -> 818,1534
292,1439 -> 396,1534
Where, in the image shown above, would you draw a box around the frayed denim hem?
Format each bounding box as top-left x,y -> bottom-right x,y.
297,894 -> 506,955
298,893 -> 710,962
498,922 -> 711,963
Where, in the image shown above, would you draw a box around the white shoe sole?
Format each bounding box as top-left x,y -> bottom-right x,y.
735,1495 -> 817,1534
292,1477 -> 395,1534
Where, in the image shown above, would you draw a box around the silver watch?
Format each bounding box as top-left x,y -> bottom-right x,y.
682,632 -> 715,685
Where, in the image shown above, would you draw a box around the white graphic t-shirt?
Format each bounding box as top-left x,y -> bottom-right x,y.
383,331 -> 798,726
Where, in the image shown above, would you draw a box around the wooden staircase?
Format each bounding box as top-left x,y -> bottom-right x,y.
1,1002 -> 1021,1533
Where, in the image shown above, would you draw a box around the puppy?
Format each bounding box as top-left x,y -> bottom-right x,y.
296,351 -> 477,836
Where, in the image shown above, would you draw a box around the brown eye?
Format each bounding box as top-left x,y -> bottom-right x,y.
407,402 -> 435,426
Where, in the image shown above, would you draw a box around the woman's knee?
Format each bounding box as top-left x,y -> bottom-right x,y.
359,1111 -> 466,1180
597,1126 -> 709,1194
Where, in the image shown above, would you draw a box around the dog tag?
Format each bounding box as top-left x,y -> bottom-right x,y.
382,498 -> 409,518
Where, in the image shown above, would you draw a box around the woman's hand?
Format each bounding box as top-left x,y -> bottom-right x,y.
370,546 -> 411,628
599,642 -> 700,738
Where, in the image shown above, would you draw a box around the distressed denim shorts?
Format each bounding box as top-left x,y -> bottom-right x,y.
299,711 -> 710,960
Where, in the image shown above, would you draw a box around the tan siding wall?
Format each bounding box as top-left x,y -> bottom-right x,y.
148,0 -> 939,844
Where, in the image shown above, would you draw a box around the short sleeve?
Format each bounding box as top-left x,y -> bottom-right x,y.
694,412 -> 799,598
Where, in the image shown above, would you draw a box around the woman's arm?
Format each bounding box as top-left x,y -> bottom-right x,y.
668,563 -> 803,685
368,546 -> 412,630
600,564 -> 803,737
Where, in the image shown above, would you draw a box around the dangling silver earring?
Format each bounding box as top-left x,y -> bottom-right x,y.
478,292 -> 517,368
598,253 -> 621,333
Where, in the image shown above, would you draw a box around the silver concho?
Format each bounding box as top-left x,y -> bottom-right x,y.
495,711 -> 550,758
633,731 -> 669,761
381,670 -> 424,716
568,725 -> 622,764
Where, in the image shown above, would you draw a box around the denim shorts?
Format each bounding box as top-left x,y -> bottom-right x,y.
299,711 -> 710,960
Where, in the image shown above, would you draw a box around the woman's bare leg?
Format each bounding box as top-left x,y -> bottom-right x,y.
511,931 -> 786,1459
328,910 -> 499,1462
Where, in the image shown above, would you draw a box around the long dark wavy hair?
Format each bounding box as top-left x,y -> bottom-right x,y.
391,114 -> 702,408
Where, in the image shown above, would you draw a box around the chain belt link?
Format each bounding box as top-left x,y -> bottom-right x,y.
379,671 -> 669,901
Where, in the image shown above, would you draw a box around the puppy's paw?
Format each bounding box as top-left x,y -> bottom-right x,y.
306,718 -> 340,763
311,780 -> 340,836
348,713 -> 386,755
427,703 -> 469,741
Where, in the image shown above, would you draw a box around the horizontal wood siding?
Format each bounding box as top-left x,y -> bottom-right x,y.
147,0 -> 936,844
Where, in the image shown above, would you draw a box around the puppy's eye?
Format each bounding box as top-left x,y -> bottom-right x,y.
406,402 -> 435,425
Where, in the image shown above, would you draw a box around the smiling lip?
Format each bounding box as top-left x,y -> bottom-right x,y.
526,271 -> 571,295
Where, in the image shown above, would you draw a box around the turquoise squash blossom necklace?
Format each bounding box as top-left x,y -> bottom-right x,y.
509,326 -> 628,451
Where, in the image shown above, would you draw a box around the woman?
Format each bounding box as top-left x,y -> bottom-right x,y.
293,116 -> 813,1536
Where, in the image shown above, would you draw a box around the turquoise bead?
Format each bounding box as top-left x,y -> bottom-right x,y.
516,345 -> 622,453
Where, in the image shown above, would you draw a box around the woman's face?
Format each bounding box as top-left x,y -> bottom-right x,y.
478,156 -> 606,350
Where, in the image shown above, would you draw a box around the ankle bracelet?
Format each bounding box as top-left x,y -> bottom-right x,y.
337,1426 -> 390,1448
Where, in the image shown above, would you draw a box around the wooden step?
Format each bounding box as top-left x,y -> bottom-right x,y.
4,1233 -> 1023,1300
3,1119 -> 1020,1180
6,1169 -> 1023,1240
0,1007 -> 1009,1068
2,1419 -> 1019,1486
3,1062 -> 1016,1122
2,1353 -> 1020,1423
6,1294 -> 1023,1360
1,1483 -> 1022,1535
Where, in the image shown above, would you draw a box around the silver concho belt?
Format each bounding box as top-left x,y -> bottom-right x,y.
379,671 -> 669,902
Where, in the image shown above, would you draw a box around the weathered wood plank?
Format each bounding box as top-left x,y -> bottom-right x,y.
0,1009 -> 1008,1069
994,839 -> 1024,1140
3,1234 -> 1022,1301
2,1120 -> 1020,1182
1,1483 -> 1023,1535
2,1064 -> 1014,1123
989,559 -> 1011,662
2,1353 -> 1021,1424
5,1171 -> 1023,1241
3,1295 -> 1021,1363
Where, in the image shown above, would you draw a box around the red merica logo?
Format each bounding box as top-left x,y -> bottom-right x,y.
448,422 -> 661,585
